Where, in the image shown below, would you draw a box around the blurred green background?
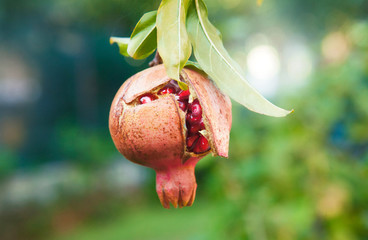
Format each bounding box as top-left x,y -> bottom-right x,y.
1,0 -> 368,239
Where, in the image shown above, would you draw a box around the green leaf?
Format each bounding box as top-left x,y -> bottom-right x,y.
178,81 -> 189,90
186,0 -> 292,117
157,0 -> 192,80
110,37 -> 130,57
128,11 -> 157,59
185,60 -> 207,76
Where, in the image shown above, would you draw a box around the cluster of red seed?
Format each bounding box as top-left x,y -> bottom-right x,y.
138,81 -> 210,154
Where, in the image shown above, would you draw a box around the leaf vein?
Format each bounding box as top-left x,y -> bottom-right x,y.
195,0 -> 243,82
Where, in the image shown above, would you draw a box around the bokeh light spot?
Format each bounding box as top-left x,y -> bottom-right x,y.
247,45 -> 280,80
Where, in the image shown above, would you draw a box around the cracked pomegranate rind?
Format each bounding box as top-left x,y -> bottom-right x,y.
182,67 -> 232,157
109,64 -> 232,208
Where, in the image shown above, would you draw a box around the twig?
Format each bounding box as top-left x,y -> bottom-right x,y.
149,51 -> 163,67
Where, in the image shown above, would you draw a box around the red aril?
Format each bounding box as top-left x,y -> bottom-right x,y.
189,119 -> 205,133
178,100 -> 188,111
186,133 -> 200,149
189,99 -> 202,117
139,94 -> 156,104
177,90 -> 190,101
193,136 -> 210,154
186,113 -> 202,125
158,86 -> 175,95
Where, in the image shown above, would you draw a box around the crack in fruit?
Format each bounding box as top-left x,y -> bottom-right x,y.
138,81 -> 211,154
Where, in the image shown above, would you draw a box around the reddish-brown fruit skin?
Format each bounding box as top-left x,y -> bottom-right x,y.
109,65 -> 232,208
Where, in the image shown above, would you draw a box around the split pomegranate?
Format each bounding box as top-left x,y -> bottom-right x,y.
109,64 -> 232,208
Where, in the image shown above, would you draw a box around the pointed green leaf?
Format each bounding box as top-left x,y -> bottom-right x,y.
187,0 -> 292,117
128,11 -> 157,59
157,0 -> 192,80
178,81 -> 189,90
110,37 -> 130,57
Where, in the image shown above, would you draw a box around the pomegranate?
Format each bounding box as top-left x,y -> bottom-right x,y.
109,64 -> 232,208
